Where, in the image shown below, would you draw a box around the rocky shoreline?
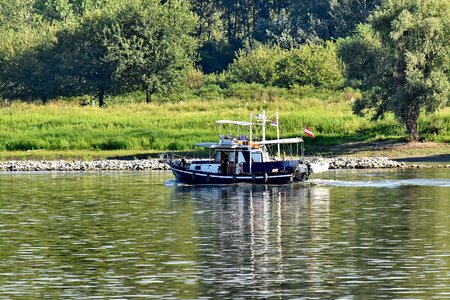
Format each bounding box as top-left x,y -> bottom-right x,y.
0,159 -> 170,172
0,157 -> 449,172
324,157 -> 449,169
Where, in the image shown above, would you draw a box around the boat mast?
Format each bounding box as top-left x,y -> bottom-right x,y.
276,112 -> 280,159
249,112 -> 252,173
249,112 -> 253,143
262,110 -> 266,142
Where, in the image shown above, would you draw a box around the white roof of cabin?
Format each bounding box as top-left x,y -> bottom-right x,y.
254,138 -> 303,145
216,120 -> 251,126
195,142 -> 218,148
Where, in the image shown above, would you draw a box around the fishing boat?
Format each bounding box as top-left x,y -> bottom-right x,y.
170,111 -> 329,185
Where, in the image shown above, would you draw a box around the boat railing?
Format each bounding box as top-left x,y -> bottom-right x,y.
190,159 -> 215,164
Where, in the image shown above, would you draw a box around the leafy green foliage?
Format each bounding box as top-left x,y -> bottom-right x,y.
0,0 -> 38,30
276,42 -> 344,89
0,24 -> 60,103
53,10 -> 116,106
0,0 -> 198,106
191,0 -> 381,72
1,0 -> 449,149
105,0 -> 198,103
339,0 -> 450,141
226,45 -> 285,85
225,43 -> 344,89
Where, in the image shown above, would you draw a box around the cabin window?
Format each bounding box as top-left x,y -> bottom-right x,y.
252,153 -> 262,162
229,152 -> 235,162
238,152 -> 246,163
195,165 -> 201,170
214,152 -> 221,163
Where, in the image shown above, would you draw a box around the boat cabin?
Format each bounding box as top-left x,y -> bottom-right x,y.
186,133 -> 301,175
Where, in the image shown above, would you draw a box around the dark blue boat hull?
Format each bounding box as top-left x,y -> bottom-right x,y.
171,165 -> 302,185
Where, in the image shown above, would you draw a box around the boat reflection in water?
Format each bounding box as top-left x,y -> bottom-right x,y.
170,183 -> 331,297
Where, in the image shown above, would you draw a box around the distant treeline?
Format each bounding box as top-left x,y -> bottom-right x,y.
0,0 -> 198,106
192,0 -> 382,73
0,0 -> 381,106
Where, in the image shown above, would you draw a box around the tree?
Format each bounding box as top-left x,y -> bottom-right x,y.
0,0 -> 117,105
53,11 -> 116,107
339,0 -> 450,141
32,0 -> 113,22
0,22 -> 60,103
329,0 -> 381,38
289,0 -> 333,43
4,43 -> 58,103
105,0 -> 198,103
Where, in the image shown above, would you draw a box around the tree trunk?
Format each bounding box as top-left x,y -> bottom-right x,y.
226,13 -> 232,44
405,114 -> 419,141
41,95 -> 48,105
146,90 -> 152,104
98,89 -> 105,107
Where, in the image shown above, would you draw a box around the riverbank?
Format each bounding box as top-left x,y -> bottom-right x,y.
1,156 -> 449,172
1,100 -> 450,155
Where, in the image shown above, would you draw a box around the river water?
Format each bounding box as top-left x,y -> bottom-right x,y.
0,169 -> 449,299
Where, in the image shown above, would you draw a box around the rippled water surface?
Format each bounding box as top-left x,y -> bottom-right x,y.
0,169 -> 449,299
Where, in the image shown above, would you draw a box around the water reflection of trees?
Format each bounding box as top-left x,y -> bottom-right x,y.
171,183 -> 331,298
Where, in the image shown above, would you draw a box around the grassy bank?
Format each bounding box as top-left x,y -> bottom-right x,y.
1,89 -> 449,160
2,143 -> 450,162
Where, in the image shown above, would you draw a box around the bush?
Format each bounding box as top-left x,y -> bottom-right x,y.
6,139 -> 48,151
195,83 -> 225,100
185,68 -> 205,89
420,114 -> 450,139
221,42 -> 344,91
97,138 -> 134,150
226,45 -> 285,85
275,42 -> 344,89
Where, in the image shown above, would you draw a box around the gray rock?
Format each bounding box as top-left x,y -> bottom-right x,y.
0,158 -> 170,172
322,156 -> 404,170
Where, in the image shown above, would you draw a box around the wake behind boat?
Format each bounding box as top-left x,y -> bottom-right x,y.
170,111 -> 329,185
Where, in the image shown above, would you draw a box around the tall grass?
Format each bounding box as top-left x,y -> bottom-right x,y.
1,90 -> 449,153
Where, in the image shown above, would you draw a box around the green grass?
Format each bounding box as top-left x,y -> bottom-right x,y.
1,88 -> 449,160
